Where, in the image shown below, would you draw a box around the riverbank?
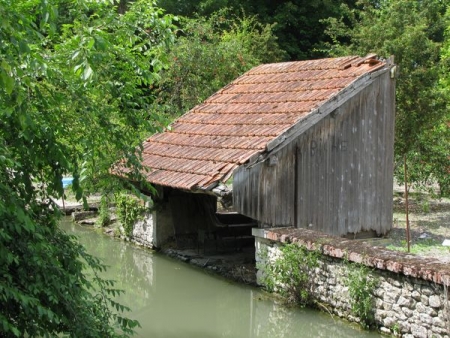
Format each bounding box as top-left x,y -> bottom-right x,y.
58,187 -> 450,337
61,219 -> 381,338
61,208 -> 259,285
56,184 -> 450,287
160,246 -> 257,285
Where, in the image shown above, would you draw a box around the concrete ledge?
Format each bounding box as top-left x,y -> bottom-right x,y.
253,227 -> 450,286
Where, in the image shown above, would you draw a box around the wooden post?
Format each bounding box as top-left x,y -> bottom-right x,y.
404,155 -> 411,253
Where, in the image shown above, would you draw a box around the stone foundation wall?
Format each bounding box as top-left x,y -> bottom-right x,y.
131,202 -> 175,249
132,213 -> 154,248
254,228 -> 450,338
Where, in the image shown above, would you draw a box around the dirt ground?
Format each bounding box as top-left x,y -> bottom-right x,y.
385,185 -> 450,263
161,245 -> 258,285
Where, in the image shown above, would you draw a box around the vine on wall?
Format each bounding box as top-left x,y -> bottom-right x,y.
115,193 -> 146,238
345,263 -> 379,329
95,194 -> 112,227
258,243 -> 319,306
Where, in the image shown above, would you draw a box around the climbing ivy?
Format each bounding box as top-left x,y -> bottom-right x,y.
345,263 -> 378,329
259,243 -> 319,306
115,193 -> 146,238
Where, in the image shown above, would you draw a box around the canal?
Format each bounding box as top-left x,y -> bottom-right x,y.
61,219 -> 382,338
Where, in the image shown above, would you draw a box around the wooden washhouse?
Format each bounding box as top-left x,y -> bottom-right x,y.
117,54 -> 396,248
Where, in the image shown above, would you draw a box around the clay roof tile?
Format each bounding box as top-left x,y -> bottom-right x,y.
118,55 -> 387,191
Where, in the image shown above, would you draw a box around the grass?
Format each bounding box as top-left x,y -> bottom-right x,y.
387,238 -> 449,255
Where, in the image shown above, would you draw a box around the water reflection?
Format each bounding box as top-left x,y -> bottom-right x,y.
61,220 -> 381,338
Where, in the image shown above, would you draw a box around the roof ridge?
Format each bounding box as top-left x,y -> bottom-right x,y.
124,55 -> 389,191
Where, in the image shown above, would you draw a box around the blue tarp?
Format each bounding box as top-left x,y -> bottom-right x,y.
62,177 -> 73,188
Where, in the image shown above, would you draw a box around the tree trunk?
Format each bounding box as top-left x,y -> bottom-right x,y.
404,155 -> 411,253
116,0 -> 128,14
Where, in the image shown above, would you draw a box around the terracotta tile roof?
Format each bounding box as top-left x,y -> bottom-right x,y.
136,55 -> 386,191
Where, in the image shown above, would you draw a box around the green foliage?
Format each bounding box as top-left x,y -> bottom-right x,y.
345,263 -> 378,329
115,193 -> 147,238
0,0 -> 174,335
158,0 -> 358,60
53,0 -> 175,195
387,238 -> 448,255
436,7 -> 450,196
0,192 -> 140,336
391,322 -> 400,336
153,10 -> 286,117
259,243 -> 319,306
96,194 -> 112,227
323,0 -> 450,196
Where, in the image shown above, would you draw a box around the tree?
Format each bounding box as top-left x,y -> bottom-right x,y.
153,10 -> 287,117
437,6 -> 450,196
323,0 -> 449,196
0,0 -> 175,336
157,0 -> 358,60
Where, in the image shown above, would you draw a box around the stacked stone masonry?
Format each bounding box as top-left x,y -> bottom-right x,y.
253,228 -> 450,338
131,213 -> 154,248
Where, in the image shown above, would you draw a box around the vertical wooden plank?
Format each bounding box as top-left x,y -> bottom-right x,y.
235,69 -> 394,237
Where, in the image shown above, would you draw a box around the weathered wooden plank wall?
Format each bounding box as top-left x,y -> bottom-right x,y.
233,145 -> 296,227
233,70 -> 395,236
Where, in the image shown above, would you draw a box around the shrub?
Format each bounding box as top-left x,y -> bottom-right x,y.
259,243 -> 319,306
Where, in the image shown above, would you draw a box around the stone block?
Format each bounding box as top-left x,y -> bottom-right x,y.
72,210 -> 96,221
427,308 -> 438,317
429,295 -> 441,308
395,311 -> 407,322
380,327 -> 391,335
384,287 -> 401,303
432,317 -> 446,328
383,316 -> 395,328
402,307 -> 413,317
386,260 -> 403,273
392,304 -> 402,314
410,324 -> 428,338
421,286 -> 433,296
416,302 -> 427,313
383,302 -> 393,311
397,296 -> 411,307
375,309 -> 388,320
429,334 -> 443,338
430,326 -> 449,336
399,321 -> 411,333
419,313 -> 432,326
408,299 -> 417,310
421,295 -> 429,306
387,278 -> 402,288
411,290 -> 421,301
348,251 -> 363,263
404,281 -> 414,291
374,288 -> 385,298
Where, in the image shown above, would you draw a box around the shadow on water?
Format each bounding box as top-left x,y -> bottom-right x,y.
61,219 -> 382,338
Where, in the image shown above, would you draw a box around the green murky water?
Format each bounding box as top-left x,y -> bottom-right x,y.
61,220 -> 382,338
